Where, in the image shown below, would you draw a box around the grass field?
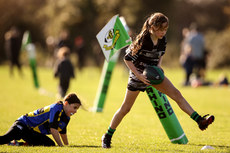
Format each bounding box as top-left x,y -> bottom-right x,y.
0,65 -> 230,153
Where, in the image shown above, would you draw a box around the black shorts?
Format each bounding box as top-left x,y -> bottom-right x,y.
127,72 -> 148,92
0,120 -> 55,146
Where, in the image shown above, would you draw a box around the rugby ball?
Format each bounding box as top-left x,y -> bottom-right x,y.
143,66 -> 164,85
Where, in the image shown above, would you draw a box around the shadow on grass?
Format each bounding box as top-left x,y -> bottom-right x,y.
69,145 -> 101,148
189,143 -> 230,149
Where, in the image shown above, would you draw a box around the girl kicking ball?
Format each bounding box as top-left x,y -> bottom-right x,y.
0,93 -> 81,146
102,12 -> 214,148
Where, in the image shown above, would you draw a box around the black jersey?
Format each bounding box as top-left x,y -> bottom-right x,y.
124,33 -> 167,91
54,58 -> 75,80
124,33 -> 166,71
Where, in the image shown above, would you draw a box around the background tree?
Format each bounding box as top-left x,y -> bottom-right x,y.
0,0 -> 229,68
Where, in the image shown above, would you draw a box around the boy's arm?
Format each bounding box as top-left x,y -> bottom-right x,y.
60,134 -> 69,145
50,128 -> 64,146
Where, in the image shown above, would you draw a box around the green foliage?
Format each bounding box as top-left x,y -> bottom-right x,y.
0,0 -> 230,68
0,65 -> 230,152
205,28 -> 230,68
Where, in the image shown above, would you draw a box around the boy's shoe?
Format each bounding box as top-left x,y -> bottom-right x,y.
101,133 -> 112,148
8,140 -> 19,146
198,114 -> 215,130
19,142 -> 29,146
8,140 -> 28,146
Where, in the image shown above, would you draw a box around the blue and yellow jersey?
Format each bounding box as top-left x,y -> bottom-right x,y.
18,101 -> 70,135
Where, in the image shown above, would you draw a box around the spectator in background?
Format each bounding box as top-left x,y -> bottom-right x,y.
54,47 -> 75,98
187,23 -> 206,80
46,36 -> 56,67
92,40 -> 104,68
180,28 -> 193,86
57,30 -> 72,49
54,30 -> 73,63
74,36 -> 86,70
215,73 -> 229,87
4,26 -> 23,77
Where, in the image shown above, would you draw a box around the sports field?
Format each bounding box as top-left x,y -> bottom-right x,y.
0,65 -> 229,152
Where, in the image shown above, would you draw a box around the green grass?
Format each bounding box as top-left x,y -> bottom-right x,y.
0,65 -> 230,153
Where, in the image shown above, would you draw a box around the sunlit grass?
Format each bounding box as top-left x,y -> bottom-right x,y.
0,65 -> 229,152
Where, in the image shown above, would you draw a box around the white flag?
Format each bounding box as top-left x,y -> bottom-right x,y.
96,15 -> 131,61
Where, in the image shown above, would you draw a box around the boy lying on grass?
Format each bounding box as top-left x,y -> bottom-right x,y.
0,93 -> 81,146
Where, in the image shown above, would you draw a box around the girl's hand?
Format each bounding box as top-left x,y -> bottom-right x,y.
124,60 -> 151,85
136,73 -> 151,86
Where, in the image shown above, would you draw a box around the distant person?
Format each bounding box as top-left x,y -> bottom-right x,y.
46,36 -> 56,67
180,28 -> 190,53
101,13 -> 215,149
0,93 -> 81,146
215,73 -> 229,86
92,40 -> 104,67
74,36 -> 86,70
188,23 -> 205,80
54,30 -> 73,64
4,26 -> 23,77
57,30 -> 72,49
179,28 -> 193,86
54,47 -> 75,98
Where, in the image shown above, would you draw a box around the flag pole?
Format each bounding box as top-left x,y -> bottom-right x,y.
92,52 -> 119,112
93,15 -> 131,112
22,31 -> 39,88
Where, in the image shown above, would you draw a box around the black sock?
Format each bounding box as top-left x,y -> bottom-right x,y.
190,111 -> 202,123
106,127 -> 116,136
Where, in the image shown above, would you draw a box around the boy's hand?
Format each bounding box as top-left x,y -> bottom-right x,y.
50,128 -> 64,146
60,134 -> 69,145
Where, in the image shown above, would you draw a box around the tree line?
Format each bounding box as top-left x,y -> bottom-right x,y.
0,0 -> 229,68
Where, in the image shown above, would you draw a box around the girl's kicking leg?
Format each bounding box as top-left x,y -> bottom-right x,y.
153,76 -> 214,130
153,76 -> 194,116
